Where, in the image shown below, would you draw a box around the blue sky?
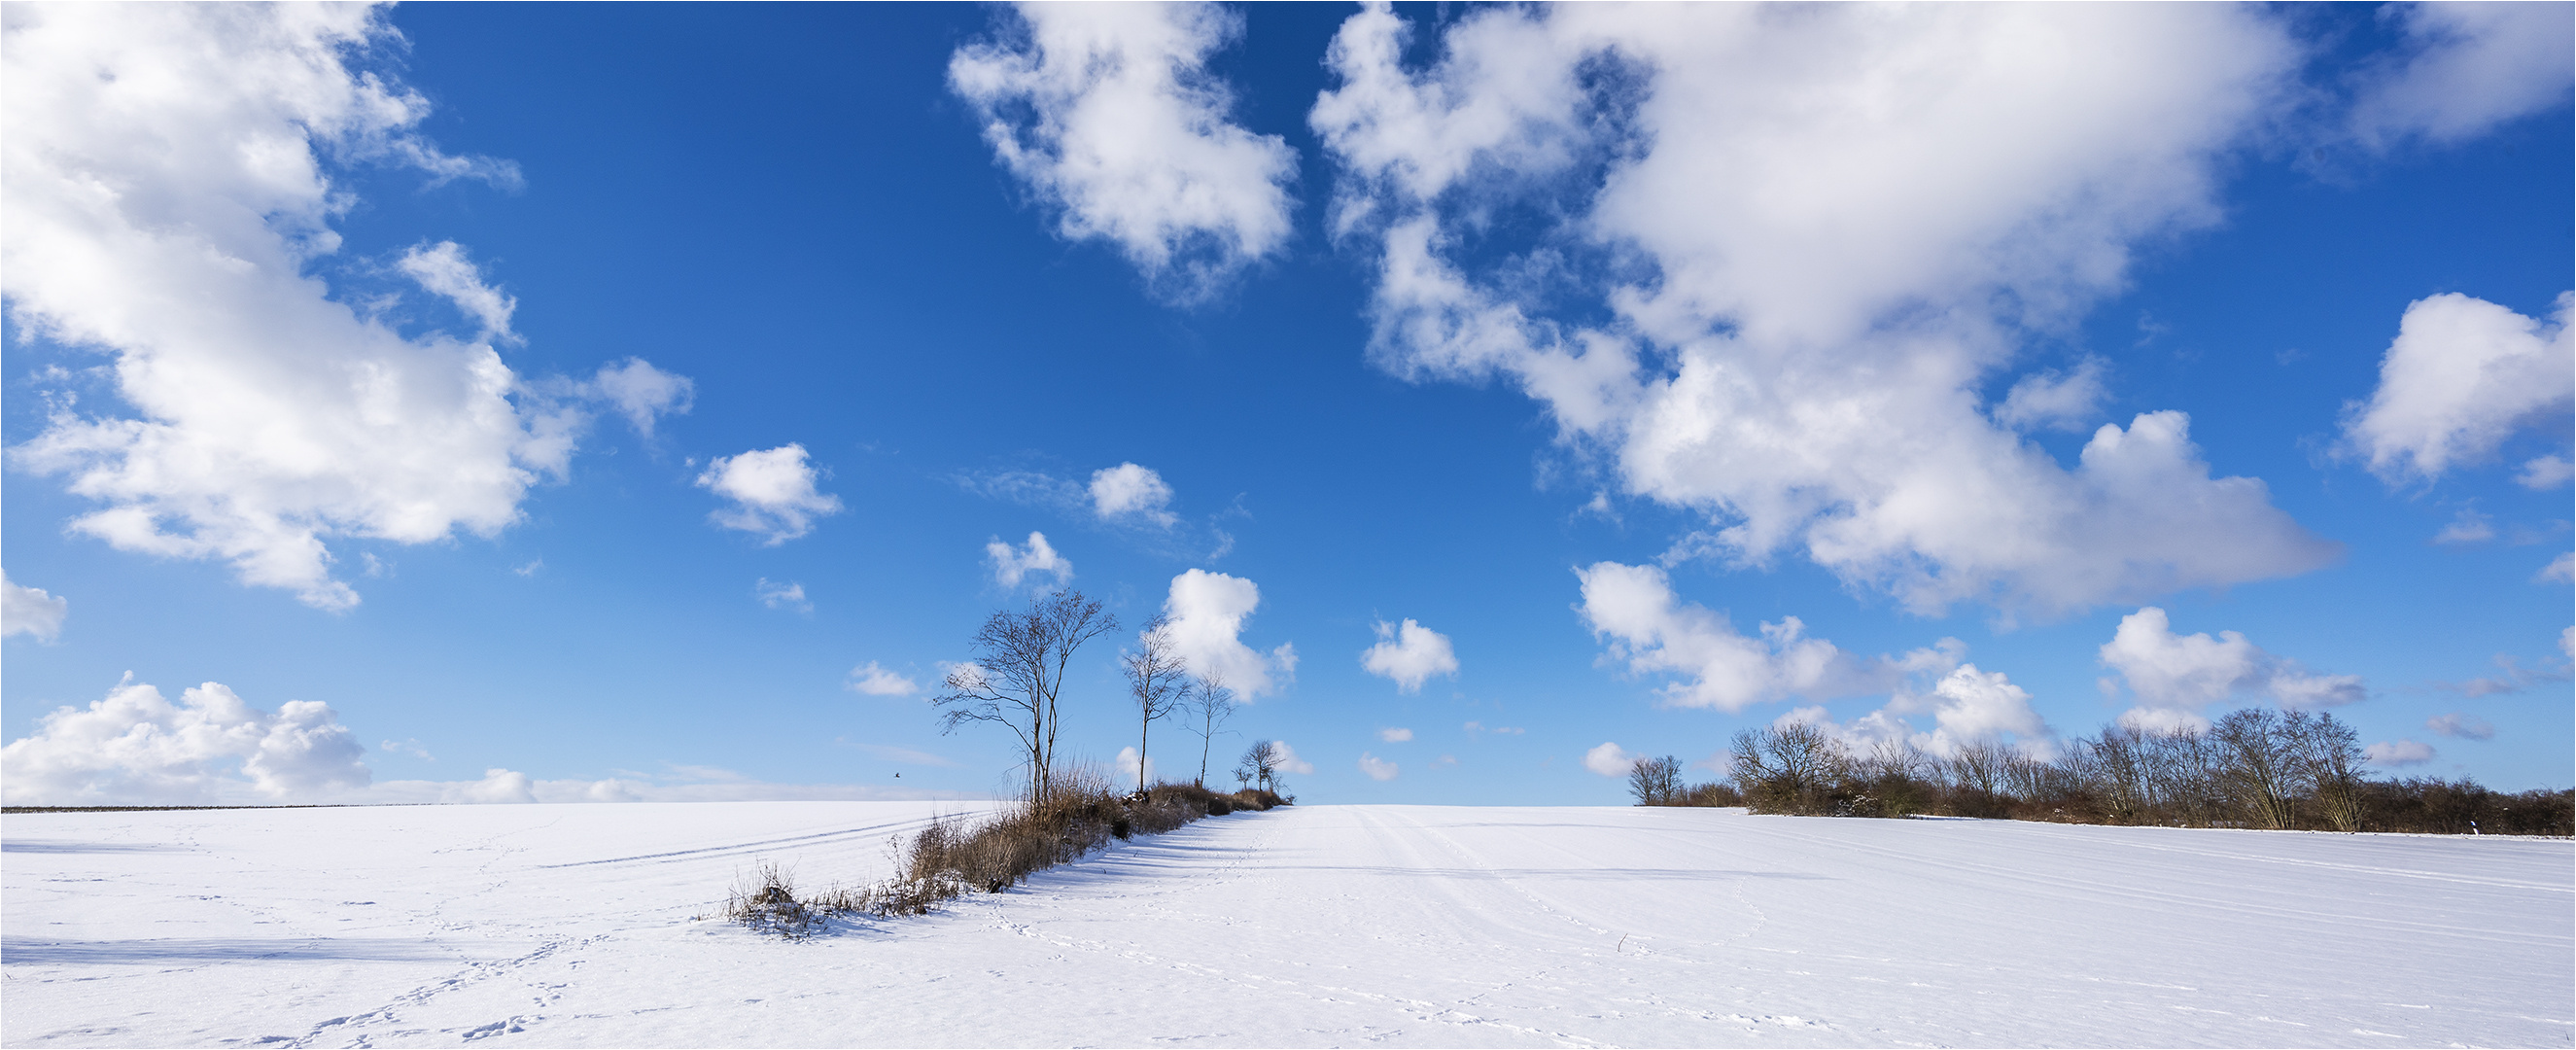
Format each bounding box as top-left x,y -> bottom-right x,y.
3,2 -> 2569,807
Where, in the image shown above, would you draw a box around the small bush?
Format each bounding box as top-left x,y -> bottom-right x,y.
724,859 -> 825,939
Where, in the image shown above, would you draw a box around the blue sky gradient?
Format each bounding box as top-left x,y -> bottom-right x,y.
4,2 -> 2568,806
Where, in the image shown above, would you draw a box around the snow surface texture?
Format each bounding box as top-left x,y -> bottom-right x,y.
3,803 -> 2568,1048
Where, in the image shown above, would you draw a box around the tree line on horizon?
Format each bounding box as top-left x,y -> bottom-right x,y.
1628,708 -> 2573,837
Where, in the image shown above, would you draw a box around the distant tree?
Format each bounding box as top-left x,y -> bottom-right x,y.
1237,740 -> 1281,794
2212,708 -> 2303,829
933,589 -> 1118,804
2295,711 -> 2367,832
1181,671 -> 1237,787
1120,614 -> 1188,796
1730,722 -> 1846,815
2083,726 -> 2150,824
1628,755 -> 1683,805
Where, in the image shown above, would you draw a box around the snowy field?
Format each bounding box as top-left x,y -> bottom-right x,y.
3,803 -> 2568,1049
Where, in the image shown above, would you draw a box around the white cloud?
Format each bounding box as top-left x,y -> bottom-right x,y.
3,571 -> 69,643
586,358 -> 695,438
2433,508 -> 2496,545
1089,462 -> 1178,527
397,240 -> 517,343
1360,617 -> 1459,692
1269,740 -> 1313,776
1358,752 -> 1399,782
951,2 -> 1296,301
986,531 -> 1073,589
2100,607 -> 2367,730
2426,713 -> 2495,741
1772,656 -> 2057,762
1922,664 -> 2055,758
697,444 -> 843,543
2539,552 -> 2574,584
2518,454 -> 2575,490
755,578 -> 810,612
0,679 -> 368,805
1377,726 -> 1413,743
847,661 -> 920,697
1163,569 -> 1295,697
1994,359 -> 2109,433
441,767 -> 538,804
1116,747 -> 1160,788
2364,739 -> 2436,767
1575,561 -> 1893,712
2341,293 -> 2574,484
1311,4 -> 2335,618
1583,742 -> 1638,778
0,4 -> 684,612
2350,2 -> 2576,149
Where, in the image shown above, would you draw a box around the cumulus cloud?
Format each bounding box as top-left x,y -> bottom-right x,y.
0,4 -> 682,611
1378,726 -> 1413,743
2341,293 -> 2574,484
2364,739 -> 2436,767
986,531 -> 1073,589
1310,4 -> 2333,618
586,358 -> 695,438
951,2 -> 1297,301
3,571 -> 69,643
1089,462 -> 1178,527
697,444 -> 843,543
847,661 -> 920,697
0,679 -> 368,805
1767,653 -> 2057,761
1994,359 -> 2110,433
1583,742 -> 1638,778
2099,607 -> 2367,731
1269,740 -> 1314,775
2349,2 -> 2576,149
1163,569 -> 1295,697
755,578 -> 810,612
1358,752 -> 1399,781
2426,713 -> 2495,741
1360,617 -> 1460,692
1576,561 -> 1901,711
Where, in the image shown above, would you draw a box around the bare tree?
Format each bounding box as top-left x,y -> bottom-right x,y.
1628,754 -> 1684,805
2085,726 -> 2150,824
2296,711 -> 2368,832
1730,723 -> 1845,815
1120,615 -> 1188,796
1237,740 -> 1281,794
1182,671 -> 1237,787
2212,708 -> 2302,829
933,589 -> 1118,804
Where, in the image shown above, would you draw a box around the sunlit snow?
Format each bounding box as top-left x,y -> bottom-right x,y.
4,803 -> 2567,1047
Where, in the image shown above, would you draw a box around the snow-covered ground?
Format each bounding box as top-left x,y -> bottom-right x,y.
4,803 -> 2567,1048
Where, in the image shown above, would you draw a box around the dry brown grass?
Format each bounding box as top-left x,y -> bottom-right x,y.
721,766 -> 1290,936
